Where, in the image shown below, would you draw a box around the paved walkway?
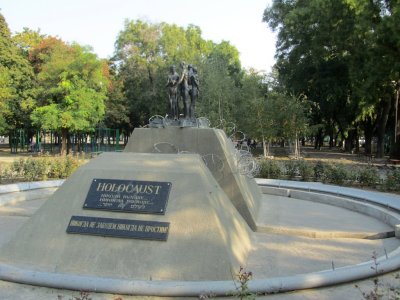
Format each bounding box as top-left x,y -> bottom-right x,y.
0,183 -> 400,299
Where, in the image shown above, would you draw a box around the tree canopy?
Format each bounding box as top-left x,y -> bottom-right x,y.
29,37 -> 109,154
263,0 -> 400,157
7,7 -> 398,158
0,13 -> 35,134
113,19 -> 244,129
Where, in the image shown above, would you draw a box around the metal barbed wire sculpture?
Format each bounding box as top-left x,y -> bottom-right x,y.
149,115 -> 166,128
153,142 -> 179,154
148,115 -> 259,177
197,117 -> 211,128
148,115 -> 211,129
235,149 -> 260,178
212,119 -> 260,178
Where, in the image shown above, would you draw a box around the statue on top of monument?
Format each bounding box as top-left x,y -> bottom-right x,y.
166,61 -> 200,121
165,65 -> 180,120
177,61 -> 190,119
188,64 -> 200,119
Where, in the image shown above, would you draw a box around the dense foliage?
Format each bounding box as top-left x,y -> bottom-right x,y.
0,14 -> 35,134
258,158 -> 400,192
2,3 -> 399,158
263,0 -> 400,158
29,38 -> 109,154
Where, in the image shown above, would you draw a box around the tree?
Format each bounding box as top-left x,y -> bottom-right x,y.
264,92 -> 309,158
197,44 -> 242,126
234,70 -> 270,156
114,20 -> 166,129
264,0 -> 400,157
113,19 -> 241,130
103,62 -> 130,134
347,0 -> 400,157
13,28 -> 44,56
30,39 -> 109,154
264,0 -> 358,151
0,13 -> 35,135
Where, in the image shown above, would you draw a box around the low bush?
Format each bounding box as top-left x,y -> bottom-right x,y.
22,157 -> 49,181
298,160 -> 314,181
258,159 -> 282,179
357,166 -> 380,187
256,159 -> 400,192
323,163 -> 349,185
0,155 -> 83,183
313,161 -> 326,181
284,160 -> 298,179
384,168 -> 400,191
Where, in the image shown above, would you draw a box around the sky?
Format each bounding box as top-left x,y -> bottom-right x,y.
1,0 -> 276,73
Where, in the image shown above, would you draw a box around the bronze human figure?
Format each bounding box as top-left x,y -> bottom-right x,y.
178,61 -> 190,119
165,65 -> 180,119
188,65 -> 200,119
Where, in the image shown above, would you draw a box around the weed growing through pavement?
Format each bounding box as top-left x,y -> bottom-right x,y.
231,266 -> 257,300
353,251 -> 400,300
57,291 -> 93,300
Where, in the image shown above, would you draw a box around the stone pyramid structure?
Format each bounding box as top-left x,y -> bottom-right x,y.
124,127 -> 262,230
0,152 -> 252,281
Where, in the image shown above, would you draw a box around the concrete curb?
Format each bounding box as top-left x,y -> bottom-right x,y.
255,178 -> 400,211
0,180 -> 64,195
0,179 -> 400,296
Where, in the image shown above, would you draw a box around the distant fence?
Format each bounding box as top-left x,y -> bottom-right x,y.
8,128 -> 127,154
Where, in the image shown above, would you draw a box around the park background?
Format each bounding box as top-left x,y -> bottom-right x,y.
0,0 -> 400,190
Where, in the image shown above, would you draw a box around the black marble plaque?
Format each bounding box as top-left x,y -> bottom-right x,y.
66,216 -> 170,241
83,179 -> 171,214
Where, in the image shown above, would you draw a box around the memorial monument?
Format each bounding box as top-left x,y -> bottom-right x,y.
0,65 -> 262,282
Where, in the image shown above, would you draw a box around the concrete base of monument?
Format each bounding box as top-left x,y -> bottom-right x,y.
124,127 -> 262,231
1,179 -> 400,298
0,152 -> 252,282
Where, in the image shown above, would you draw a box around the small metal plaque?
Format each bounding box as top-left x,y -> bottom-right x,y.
84,179 -> 171,214
66,216 -> 170,241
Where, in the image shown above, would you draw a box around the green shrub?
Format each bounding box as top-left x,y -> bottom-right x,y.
258,159 -> 282,179
3,155 -> 83,183
48,155 -> 80,179
313,160 -> 325,181
298,160 -> 314,181
63,155 -> 80,177
324,163 -> 349,185
11,158 -> 25,176
384,168 -> 400,191
0,165 -> 12,183
48,156 -> 66,178
358,166 -> 380,187
284,160 -> 298,179
22,158 -> 49,181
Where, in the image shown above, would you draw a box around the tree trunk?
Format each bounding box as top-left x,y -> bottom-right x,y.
262,136 -> 270,158
376,97 -> 392,158
293,132 -> 300,158
60,128 -> 68,155
391,84 -> 400,158
355,127 -> 360,153
334,132 -> 339,147
329,132 -> 334,149
314,128 -> 323,150
363,117 -> 374,156
344,129 -> 356,153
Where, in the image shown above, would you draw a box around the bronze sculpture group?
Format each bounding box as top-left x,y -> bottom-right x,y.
166,62 -> 199,120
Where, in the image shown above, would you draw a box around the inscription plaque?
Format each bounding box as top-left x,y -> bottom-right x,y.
66,216 -> 170,241
83,178 -> 171,214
